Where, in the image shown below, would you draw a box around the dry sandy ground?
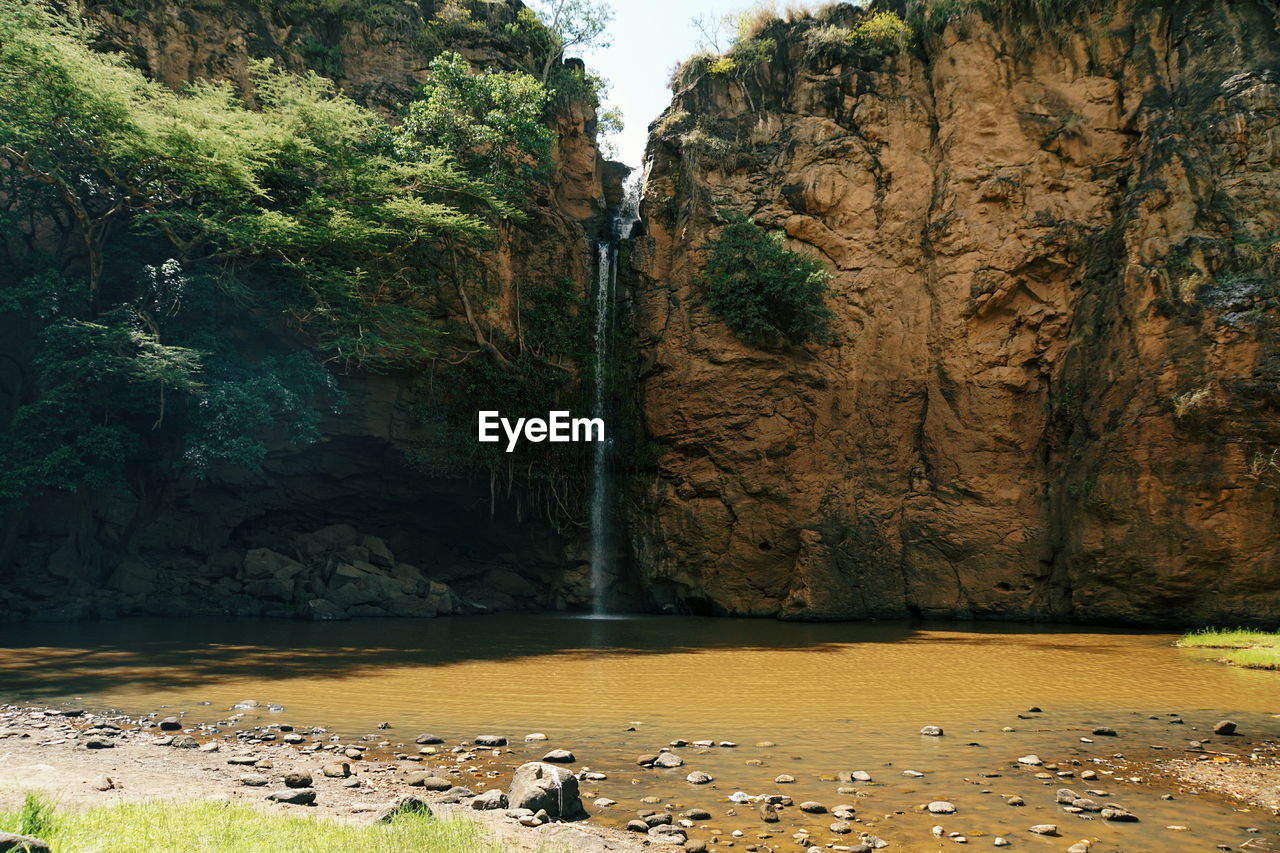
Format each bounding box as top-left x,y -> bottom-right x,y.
1155,738 -> 1280,815
0,705 -> 650,853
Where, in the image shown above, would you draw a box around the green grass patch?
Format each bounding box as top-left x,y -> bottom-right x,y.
1177,628 -> 1280,670
0,795 -> 504,853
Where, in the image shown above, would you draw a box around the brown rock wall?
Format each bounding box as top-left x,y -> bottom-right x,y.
627,1 -> 1280,624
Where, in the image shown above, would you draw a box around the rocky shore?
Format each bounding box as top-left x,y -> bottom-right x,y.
2,702 -> 1278,852
0,705 -> 642,853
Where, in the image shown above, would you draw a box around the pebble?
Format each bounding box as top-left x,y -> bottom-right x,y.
1101,807 -> 1138,822
993,838 -> 1008,847
1028,824 -> 1059,836
84,738 -> 114,749
686,771 -> 713,784
829,822 -> 852,834
1092,727 -> 1118,737
920,726 -> 944,736
654,752 -> 684,768
321,763 -> 350,778
902,770 -> 924,777
798,801 -> 827,814
415,734 -> 443,745
542,749 -> 575,763
524,733 -> 548,742
406,772 -> 451,791
474,735 -> 506,747
1006,797 -> 1024,806
1017,754 -> 1042,766
171,735 -> 199,749
1213,720 -> 1237,736
774,774 -> 795,784
471,789 -> 507,810
759,803 -> 779,822
238,773 -> 269,787
927,801 -> 956,815
267,788 -> 315,805
283,772 -> 312,789
159,716 -> 182,731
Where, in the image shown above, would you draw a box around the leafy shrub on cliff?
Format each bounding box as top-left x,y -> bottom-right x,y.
806,13 -> 911,56
699,214 -> 834,346
398,51 -> 553,200
851,11 -> 912,53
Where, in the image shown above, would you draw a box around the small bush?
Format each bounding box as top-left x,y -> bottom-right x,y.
654,108 -> 690,136
805,24 -> 853,51
699,213 -> 834,346
851,10 -> 912,54
17,792 -> 56,839
1172,386 -> 1211,418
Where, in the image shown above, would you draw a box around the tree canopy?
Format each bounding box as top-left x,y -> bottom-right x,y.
0,0 -> 569,508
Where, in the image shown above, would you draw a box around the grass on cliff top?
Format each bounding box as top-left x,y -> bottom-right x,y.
0,795 -> 505,853
1177,628 -> 1280,670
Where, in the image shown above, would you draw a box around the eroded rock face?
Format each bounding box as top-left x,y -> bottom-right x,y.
627,1 -> 1280,624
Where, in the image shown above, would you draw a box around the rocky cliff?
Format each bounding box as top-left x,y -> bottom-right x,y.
0,0 -> 622,620
628,0 -> 1280,625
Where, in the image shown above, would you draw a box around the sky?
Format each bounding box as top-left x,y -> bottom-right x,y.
574,0 -> 757,167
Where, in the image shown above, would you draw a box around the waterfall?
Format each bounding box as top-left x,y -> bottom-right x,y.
588,179 -> 640,615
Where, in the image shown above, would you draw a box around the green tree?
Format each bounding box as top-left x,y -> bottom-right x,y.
530,0 -> 613,82
699,214 -> 834,346
397,51 -> 553,201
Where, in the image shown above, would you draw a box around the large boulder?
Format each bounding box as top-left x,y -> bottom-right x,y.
361,535 -> 395,567
243,548 -> 307,582
427,580 -> 455,614
327,564 -> 399,608
107,559 -> 156,596
507,761 -> 585,820
302,599 -> 349,621
242,577 -> 294,602
296,524 -> 361,557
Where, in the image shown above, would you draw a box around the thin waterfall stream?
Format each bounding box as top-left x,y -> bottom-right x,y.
588,180 -> 640,615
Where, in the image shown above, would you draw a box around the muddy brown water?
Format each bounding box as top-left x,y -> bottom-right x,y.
1,615 -> 1277,852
